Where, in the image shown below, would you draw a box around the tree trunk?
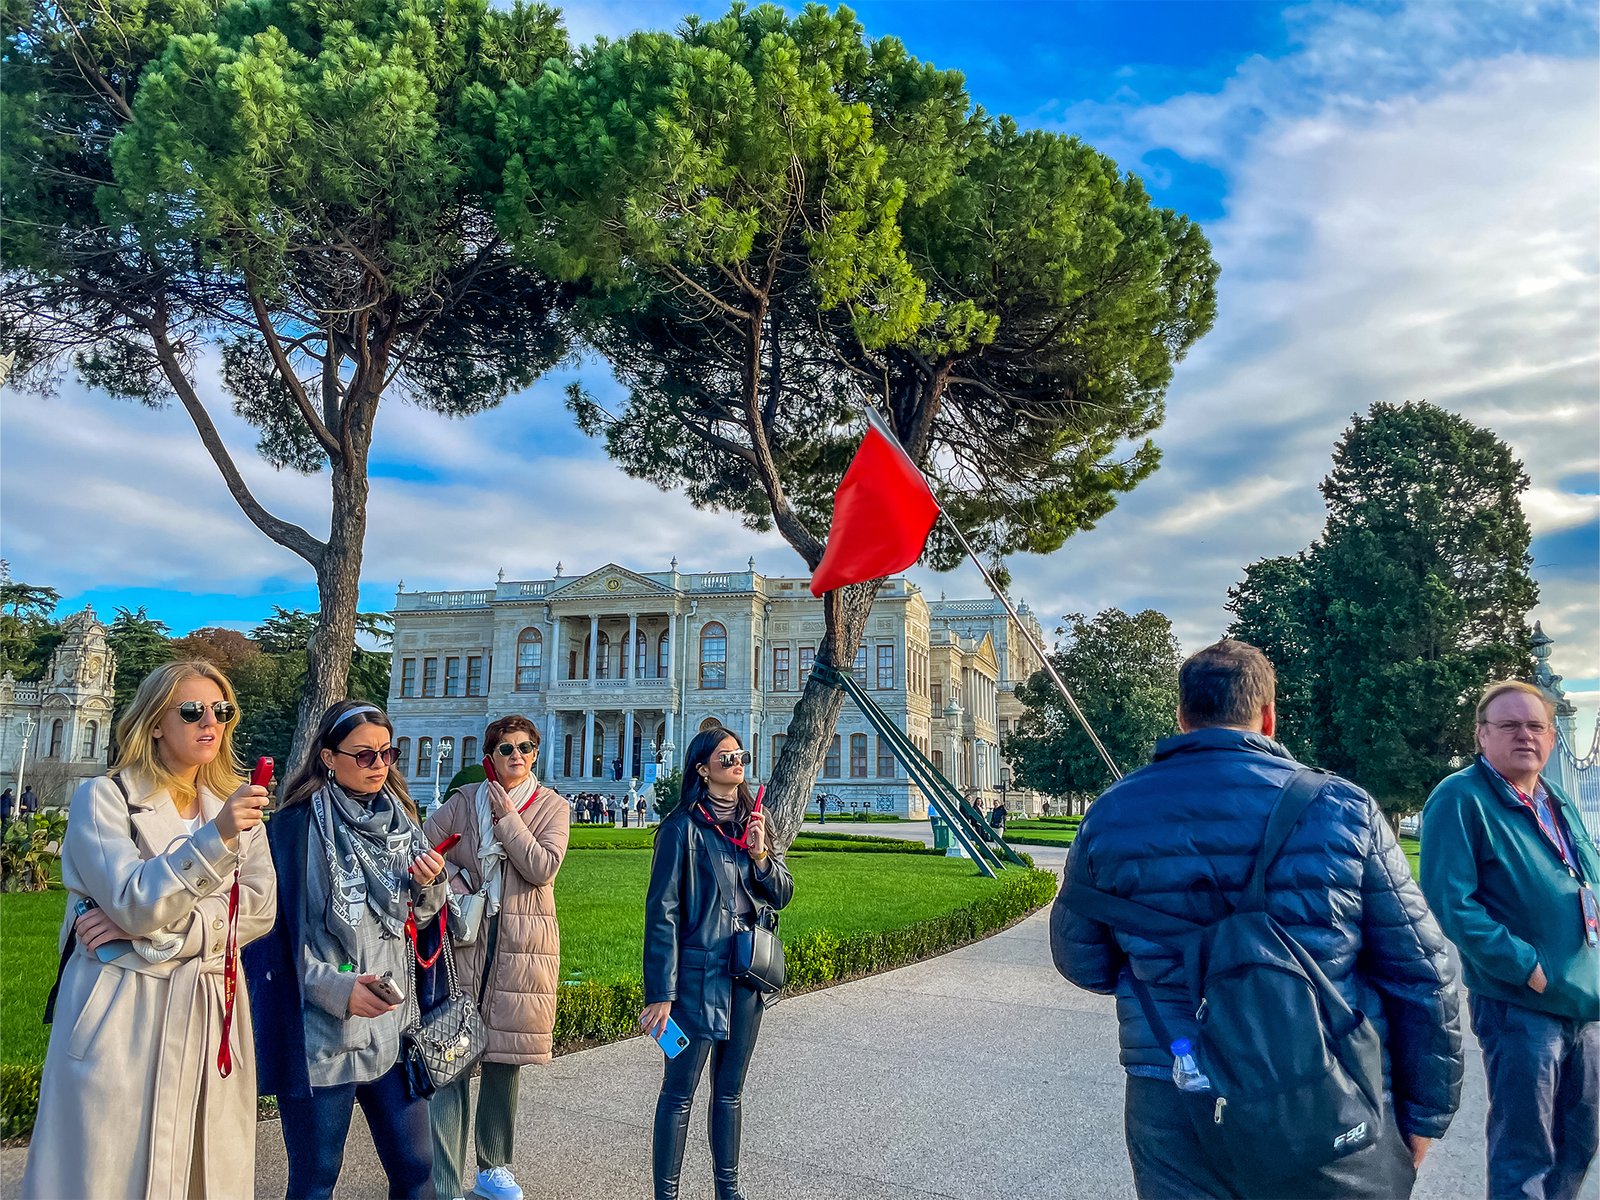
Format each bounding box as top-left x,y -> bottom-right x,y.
764,580 -> 878,849
288,456 -> 369,772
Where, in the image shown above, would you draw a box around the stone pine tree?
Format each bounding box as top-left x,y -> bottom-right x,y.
0,0 -> 573,767
1004,609 -> 1182,810
490,3 -> 1218,846
1227,400 -> 1537,815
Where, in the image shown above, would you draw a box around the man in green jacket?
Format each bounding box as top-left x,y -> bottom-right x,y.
1421,680 -> 1600,1200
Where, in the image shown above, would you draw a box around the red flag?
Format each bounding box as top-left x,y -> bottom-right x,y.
809,414 -> 941,596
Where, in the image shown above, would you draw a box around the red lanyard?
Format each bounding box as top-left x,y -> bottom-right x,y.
407,906 -> 446,969
216,866 -> 241,1077
697,803 -> 752,851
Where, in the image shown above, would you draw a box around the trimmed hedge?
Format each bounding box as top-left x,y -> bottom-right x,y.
547,867 -> 1057,1051
1,1063 -> 40,1139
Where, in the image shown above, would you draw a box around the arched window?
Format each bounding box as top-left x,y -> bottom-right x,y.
396,738 -> 412,774
48,720 -> 63,758
849,733 -> 868,777
591,721 -> 607,776
439,739 -> 455,777
657,631 -> 671,678
516,628 -> 543,691
596,630 -> 611,679
699,622 -> 727,690
417,738 -> 432,776
83,721 -> 99,760
563,735 -> 575,776
823,735 -> 841,778
635,631 -> 649,679
461,736 -> 478,767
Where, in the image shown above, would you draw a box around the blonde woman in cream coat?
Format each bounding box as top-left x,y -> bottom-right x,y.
21,660 -> 276,1200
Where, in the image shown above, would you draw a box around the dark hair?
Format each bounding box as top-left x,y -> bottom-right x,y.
484,714 -> 540,753
279,699 -> 419,822
1178,639 -> 1276,729
678,725 -> 755,820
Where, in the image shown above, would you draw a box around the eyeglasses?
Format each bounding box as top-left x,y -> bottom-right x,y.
495,741 -> 537,757
716,750 -> 752,768
1482,721 -> 1551,736
174,701 -> 237,724
332,746 -> 400,769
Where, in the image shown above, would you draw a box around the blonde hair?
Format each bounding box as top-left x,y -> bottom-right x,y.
1476,680 -> 1555,725
112,660 -> 244,808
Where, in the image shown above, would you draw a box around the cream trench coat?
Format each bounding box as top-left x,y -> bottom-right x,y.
20,771 -> 277,1200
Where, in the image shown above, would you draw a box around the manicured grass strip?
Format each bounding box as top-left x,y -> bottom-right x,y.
1,888 -> 67,1070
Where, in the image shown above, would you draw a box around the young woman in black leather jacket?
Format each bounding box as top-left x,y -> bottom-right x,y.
640,726 -> 794,1200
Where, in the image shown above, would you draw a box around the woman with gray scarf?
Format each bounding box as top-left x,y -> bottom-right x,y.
424,715 -> 570,1200
245,700 -> 447,1200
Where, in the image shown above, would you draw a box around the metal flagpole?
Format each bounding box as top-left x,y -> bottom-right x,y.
862,406 -> 1123,783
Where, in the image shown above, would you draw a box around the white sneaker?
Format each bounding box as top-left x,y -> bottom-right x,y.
475,1166 -> 524,1200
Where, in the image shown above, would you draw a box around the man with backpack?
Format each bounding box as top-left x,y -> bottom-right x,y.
1051,639 -> 1463,1198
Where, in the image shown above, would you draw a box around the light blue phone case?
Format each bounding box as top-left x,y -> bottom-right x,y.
655,1015 -> 691,1059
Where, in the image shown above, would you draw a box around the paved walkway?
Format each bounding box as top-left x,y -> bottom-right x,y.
4,826 -> 1525,1198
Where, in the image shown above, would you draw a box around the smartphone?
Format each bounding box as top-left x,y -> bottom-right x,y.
366,971 -> 406,1006
433,832 -> 462,855
482,755 -> 499,784
251,756 -> 274,789
74,897 -> 134,963
654,1015 -> 691,1059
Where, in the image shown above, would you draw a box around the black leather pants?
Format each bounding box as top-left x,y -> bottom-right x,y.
653,981 -> 765,1200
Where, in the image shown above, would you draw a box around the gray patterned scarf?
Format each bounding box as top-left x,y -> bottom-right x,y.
307,781 -> 422,962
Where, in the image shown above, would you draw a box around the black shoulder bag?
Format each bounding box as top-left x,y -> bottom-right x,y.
44,775 -> 130,1024
702,825 -> 786,993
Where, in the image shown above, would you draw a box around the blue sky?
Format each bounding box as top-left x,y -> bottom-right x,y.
4,0 -> 1597,740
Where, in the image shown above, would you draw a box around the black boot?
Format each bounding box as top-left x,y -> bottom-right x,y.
653,1092 -> 693,1200
710,1093 -> 745,1200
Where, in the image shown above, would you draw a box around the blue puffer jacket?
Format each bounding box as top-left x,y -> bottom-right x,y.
1051,728 -> 1464,1140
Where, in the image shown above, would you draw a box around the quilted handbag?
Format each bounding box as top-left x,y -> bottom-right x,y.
402,910 -> 486,1098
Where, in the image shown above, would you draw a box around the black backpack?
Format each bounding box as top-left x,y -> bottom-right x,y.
1064,767 -> 1386,1184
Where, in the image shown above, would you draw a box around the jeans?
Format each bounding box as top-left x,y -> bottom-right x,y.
277,1061 -> 435,1200
1123,1075 -> 1416,1200
653,982 -> 765,1200
1471,994 -> 1600,1200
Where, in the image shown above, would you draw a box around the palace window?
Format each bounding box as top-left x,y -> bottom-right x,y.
823,735 -> 841,778
48,720 -> 63,758
444,657 -> 462,697
799,646 -> 814,686
635,631 -> 649,678
877,735 -> 894,777
516,629 -> 543,691
83,721 -> 99,760
931,682 -> 943,707
772,647 -> 791,691
466,656 -> 484,696
461,736 -> 478,767
877,645 -> 895,690
771,733 -> 786,769
396,738 -> 411,774
699,622 -> 727,690
401,658 -> 417,697
591,720 -> 607,775
852,647 -> 868,684
658,631 -> 671,678
417,737 -> 432,775
849,733 -> 868,777
422,658 -> 438,698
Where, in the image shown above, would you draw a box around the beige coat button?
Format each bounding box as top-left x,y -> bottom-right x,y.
181,860 -> 194,870
213,918 -> 224,930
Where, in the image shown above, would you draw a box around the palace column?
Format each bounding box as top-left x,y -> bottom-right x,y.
548,617 -> 562,684
626,612 -> 639,680
587,615 -> 599,681
582,708 -> 595,781
624,709 -> 636,779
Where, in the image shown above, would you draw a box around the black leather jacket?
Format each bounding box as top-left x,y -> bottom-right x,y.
643,805 -> 794,1040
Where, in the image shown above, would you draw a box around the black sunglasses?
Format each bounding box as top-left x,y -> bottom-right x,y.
174,701 -> 237,724
717,750 -> 752,768
332,746 -> 400,769
495,741 -> 537,757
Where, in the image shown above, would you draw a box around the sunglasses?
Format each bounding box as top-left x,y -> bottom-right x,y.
716,750 -> 752,768
332,746 -> 400,769
495,741 -> 537,757
174,701 -> 237,724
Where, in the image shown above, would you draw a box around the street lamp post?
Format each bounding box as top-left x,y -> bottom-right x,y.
14,714 -> 37,799
432,737 -> 453,813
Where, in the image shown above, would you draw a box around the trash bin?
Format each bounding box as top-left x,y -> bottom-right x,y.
930,810 -> 951,852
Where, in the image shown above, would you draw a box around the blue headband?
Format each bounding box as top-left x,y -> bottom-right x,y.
328,704 -> 384,744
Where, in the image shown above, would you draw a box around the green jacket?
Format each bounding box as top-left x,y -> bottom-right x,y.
1421,758 -> 1600,1021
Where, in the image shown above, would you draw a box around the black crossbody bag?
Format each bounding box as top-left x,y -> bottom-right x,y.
703,829 -> 786,993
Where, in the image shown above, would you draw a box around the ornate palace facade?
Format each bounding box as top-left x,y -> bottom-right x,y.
386,562 -> 1045,816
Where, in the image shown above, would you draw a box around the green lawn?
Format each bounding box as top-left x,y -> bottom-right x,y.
2,841 -> 1014,1068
